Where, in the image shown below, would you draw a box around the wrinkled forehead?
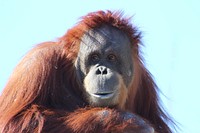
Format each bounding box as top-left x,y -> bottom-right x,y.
80,25 -> 132,53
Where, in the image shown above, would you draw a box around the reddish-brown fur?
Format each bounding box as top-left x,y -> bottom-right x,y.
0,10 -> 174,132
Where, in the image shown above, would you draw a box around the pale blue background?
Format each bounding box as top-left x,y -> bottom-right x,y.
0,0 -> 200,132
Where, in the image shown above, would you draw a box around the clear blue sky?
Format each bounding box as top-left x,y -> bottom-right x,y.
0,0 -> 200,132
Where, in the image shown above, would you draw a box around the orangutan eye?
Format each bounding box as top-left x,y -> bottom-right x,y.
107,54 -> 117,61
91,54 -> 100,61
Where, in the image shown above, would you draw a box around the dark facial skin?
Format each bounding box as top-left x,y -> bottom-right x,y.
75,25 -> 134,107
